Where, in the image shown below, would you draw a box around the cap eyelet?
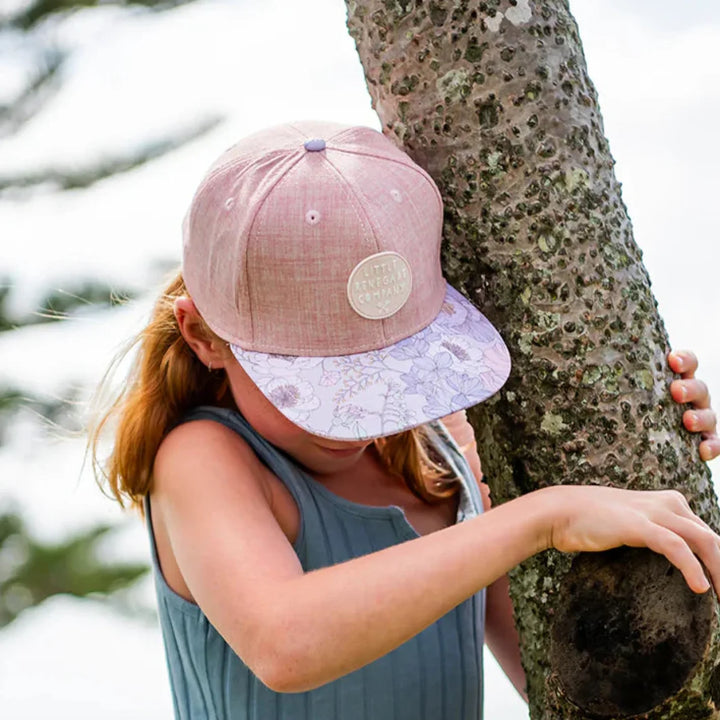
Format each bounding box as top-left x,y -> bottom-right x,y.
305,209 -> 321,225
390,189 -> 403,203
224,197 -> 235,210
304,138 -> 326,152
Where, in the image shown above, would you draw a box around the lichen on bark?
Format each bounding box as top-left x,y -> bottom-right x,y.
346,1 -> 720,717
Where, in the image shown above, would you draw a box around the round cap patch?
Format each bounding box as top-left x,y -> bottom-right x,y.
347,251 -> 412,319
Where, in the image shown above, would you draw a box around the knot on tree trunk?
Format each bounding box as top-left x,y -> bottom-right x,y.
550,548 -> 715,718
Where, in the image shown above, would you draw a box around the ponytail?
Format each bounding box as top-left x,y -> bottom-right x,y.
87,270 -> 231,513
88,270 -> 457,514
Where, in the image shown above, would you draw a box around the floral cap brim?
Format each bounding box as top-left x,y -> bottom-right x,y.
230,283 -> 512,441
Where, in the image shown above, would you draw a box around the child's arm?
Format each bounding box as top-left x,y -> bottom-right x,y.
153,419 -> 720,694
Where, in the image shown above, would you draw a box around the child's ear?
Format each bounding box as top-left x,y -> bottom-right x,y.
173,297 -> 228,369
173,296 -> 197,328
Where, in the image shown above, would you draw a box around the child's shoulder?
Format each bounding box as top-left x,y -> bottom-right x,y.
152,409 -> 301,541
153,411 -> 270,497
157,409 -> 251,455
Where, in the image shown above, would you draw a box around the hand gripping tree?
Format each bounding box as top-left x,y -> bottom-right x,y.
345,1 -> 720,718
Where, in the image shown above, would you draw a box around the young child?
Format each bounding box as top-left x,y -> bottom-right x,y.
90,121 -> 720,720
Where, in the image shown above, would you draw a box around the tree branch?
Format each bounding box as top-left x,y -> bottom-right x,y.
0,114 -> 223,196
3,0 -> 198,31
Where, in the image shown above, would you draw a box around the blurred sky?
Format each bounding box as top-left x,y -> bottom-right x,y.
0,1 -> 718,717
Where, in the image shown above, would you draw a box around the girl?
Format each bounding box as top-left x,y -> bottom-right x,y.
90,121 -> 719,720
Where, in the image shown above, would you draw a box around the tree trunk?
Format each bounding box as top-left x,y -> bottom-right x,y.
345,1 -> 720,718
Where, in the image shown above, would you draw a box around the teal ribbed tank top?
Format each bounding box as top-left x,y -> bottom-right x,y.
144,406 -> 485,720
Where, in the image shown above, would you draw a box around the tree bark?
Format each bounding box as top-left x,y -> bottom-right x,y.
345,1 -> 720,717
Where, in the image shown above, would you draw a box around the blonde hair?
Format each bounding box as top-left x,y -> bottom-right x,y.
87,270 -> 458,514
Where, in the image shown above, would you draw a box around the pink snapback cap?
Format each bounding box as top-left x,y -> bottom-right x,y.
182,121 -> 511,440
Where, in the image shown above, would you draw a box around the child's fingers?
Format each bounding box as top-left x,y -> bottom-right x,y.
655,490 -> 717,534
641,522 -> 711,594
670,378 -> 711,408
667,355 -> 718,461
478,481 -> 492,511
683,408 -> 717,433
668,375 -> 718,460
638,490 -> 720,592
700,436 -> 720,462
655,512 -> 720,594
682,506 -> 716,533
668,349 -> 698,378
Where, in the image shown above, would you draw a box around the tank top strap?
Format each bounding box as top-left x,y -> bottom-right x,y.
175,405 -> 316,509
426,420 -> 485,521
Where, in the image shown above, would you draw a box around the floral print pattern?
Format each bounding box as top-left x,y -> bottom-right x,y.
231,284 -> 511,440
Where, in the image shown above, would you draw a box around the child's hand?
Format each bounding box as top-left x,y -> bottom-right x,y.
542,485 -> 720,595
668,349 -> 719,461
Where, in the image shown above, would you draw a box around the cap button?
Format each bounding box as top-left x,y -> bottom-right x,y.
303,138 -> 326,152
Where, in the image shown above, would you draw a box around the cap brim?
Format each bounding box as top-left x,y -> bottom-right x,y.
230,283 -> 511,440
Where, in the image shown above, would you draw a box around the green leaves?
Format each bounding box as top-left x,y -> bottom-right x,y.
0,510 -> 149,628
